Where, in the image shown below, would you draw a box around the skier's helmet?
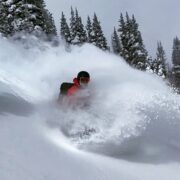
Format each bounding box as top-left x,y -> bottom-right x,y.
77,71 -> 90,85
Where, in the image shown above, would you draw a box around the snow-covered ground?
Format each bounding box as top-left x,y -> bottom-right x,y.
0,36 -> 180,180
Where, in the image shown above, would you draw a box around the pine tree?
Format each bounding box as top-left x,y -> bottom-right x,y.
60,11 -> 71,43
92,13 -> 109,50
11,0 -> 45,33
131,14 -> 148,70
118,13 -> 148,70
0,0 -> 14,36
86,16 -> 93,43
171,37 -> 180,88
43,9 -> 57,38
69,7 -> 76,42
146,56 -> 154,73
73,8 -> 87,44
153,41 -> 168,78
172,37 -> 180,66
69,7 -> 87,45
119,13 -> 131,60
111,27 -> 121,54
0,0 -> 54,36
118,13 -> 126,57
35,0 -> 46,9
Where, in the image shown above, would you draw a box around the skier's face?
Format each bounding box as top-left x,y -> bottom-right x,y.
79,77 -> 90,88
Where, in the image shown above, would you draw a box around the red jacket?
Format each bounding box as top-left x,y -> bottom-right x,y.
67,78 -> 80,96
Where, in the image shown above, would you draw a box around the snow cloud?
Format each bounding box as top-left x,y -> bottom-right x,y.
1,36 -> 180,180
1,36 -> 180,160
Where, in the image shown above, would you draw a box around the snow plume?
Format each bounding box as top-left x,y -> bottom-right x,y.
1,36 -> 180,180
1,35 -> 180,152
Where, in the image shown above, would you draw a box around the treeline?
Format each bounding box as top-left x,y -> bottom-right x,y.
0,1 -> 180,91
60,7 -> 109,51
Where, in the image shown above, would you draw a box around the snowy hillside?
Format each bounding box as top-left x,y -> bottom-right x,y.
0,36 -> 180,180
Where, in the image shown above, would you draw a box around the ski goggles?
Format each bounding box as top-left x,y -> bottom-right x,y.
79,77 -> 90,84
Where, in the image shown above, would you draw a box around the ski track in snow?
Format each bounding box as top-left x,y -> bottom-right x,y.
0,36 -> 180,180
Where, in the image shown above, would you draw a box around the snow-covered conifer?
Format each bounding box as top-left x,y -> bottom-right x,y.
43,9 -> 57,38
152,41 -> 168,78
73,8 -> 87,44
92,13 -> 109,50
0,0 -> 14,36
60,11 -> 71,43
69,7 -> 76,42
118,13 -> 148,70
11,0 -> 46,33
86,16 -> 93,43
0,0 -> 55,37
171,37 -> 180,88
111,27 -> 121,54
172,37 -> 180,66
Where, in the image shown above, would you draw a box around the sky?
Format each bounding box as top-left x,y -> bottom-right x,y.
45,0 -> 180,61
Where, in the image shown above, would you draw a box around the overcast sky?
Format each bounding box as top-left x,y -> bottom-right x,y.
45,0 -> 180,60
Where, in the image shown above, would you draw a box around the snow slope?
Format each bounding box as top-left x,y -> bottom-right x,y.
0,36 -> 180,180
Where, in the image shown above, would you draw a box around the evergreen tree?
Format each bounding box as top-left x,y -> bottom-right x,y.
0,0 -> 54,37
73,8 -> 87,44
86,16 -> 93,43
43,9 -> 57,38
69,7 -> 76,42
131,14 -> 148,70
172,37 -> 180,66
69,7 -> 87,45
153,41 -> 168,78
111,27 -> 121,54
35,0 -> 46,9
92,13 -> 109,50
146,56 -> 154,73
60,11 -> 71,43
118,13 -> 148,70
0,0 -> 14,36
11,0 -> 46,33
118,13 -> 126,57
171,37 -> 180,88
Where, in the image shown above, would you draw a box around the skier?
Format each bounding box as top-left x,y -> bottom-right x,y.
58,71 -> 91,107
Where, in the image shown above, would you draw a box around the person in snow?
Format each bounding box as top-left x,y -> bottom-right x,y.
58,71 -> 91,108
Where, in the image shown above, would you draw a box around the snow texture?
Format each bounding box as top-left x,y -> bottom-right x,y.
0,36 -> 180,180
